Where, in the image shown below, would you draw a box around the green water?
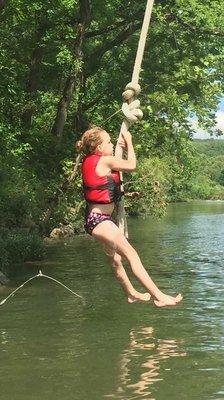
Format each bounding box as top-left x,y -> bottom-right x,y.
0,201 -> 223,400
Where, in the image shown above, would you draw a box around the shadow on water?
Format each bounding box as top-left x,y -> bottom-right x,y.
0,201 -> 224,400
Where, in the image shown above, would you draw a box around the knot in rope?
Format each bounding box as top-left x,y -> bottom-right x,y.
122,82 -> 141,100
121,82 -> 143,123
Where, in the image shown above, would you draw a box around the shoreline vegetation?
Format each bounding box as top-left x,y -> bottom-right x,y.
1,139 -> 224,278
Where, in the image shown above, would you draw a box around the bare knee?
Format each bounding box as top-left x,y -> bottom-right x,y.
111,253 -> 123,279
113,238 -> 141,273
116,239 -> 139,263
112,253 -> 122,266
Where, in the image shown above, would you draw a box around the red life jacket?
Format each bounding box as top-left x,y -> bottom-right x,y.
82,154 -> 123,204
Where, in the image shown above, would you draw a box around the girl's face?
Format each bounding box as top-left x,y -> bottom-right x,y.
97,131 -> 114,156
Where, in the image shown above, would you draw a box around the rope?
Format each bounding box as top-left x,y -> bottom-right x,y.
116,0 -> 155,237
0,270 -> 85,307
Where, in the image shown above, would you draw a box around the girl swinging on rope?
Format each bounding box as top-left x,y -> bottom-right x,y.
76,126 -> 182,307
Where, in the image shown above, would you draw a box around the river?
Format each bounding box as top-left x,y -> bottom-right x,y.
0,201 -> 223,399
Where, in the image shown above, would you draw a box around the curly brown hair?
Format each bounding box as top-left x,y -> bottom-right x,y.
76,126 -> 105,155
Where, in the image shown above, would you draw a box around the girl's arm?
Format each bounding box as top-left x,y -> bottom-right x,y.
105,131 -> 136,172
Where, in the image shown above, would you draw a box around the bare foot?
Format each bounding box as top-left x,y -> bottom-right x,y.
127,292 -> 151,304
154,293 -> 183,307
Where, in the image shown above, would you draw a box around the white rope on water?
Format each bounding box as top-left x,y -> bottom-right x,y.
0,270 -> 85,307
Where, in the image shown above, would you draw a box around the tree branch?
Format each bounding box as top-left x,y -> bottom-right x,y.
68,154 -> 82,183
85,20 -> 126,38
51,0 -> 91,137
167,12 -> 224,38
85,21 -> 142,77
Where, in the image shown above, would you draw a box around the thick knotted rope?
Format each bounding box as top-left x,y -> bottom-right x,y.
122,82 -> 143,123
115,82 -> 143,237
116,0 -> 155,237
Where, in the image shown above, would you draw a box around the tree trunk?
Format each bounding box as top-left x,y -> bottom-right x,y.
0,0 -> 6,12
21,23 -> 48,129
51,0 -> 90,138
22,45 -> 44,129
51,75 -> 75,137
73,100 -> 88,135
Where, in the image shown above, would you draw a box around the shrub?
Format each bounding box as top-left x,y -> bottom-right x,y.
0,230 -> 45,274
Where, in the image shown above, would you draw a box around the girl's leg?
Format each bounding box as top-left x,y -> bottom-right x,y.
92,221 -> 182,307
110,252 -> 151,303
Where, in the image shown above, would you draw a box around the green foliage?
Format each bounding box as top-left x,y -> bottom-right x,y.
0,237 -> 9,271
189,176 -> 224,199
186,142 -> 224,199
0,0 -> 224,273
194,139 -> 224,157
217,169 -> 224,186
0,230 -> 45,273
124,158 -> 167,218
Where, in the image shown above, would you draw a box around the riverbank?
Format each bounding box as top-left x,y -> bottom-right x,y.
2,198 -> 224,281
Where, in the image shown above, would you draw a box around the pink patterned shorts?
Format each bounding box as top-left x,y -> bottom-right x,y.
84,212 -> 114,235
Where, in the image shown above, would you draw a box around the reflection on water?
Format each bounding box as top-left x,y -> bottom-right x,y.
105,326 -> 186,399
0,329 -> 8,346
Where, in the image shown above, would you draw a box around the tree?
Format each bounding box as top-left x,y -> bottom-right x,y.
0,0 -> 224,232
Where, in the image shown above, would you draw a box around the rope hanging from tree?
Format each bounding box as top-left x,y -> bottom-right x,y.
116,0 -> 155,237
